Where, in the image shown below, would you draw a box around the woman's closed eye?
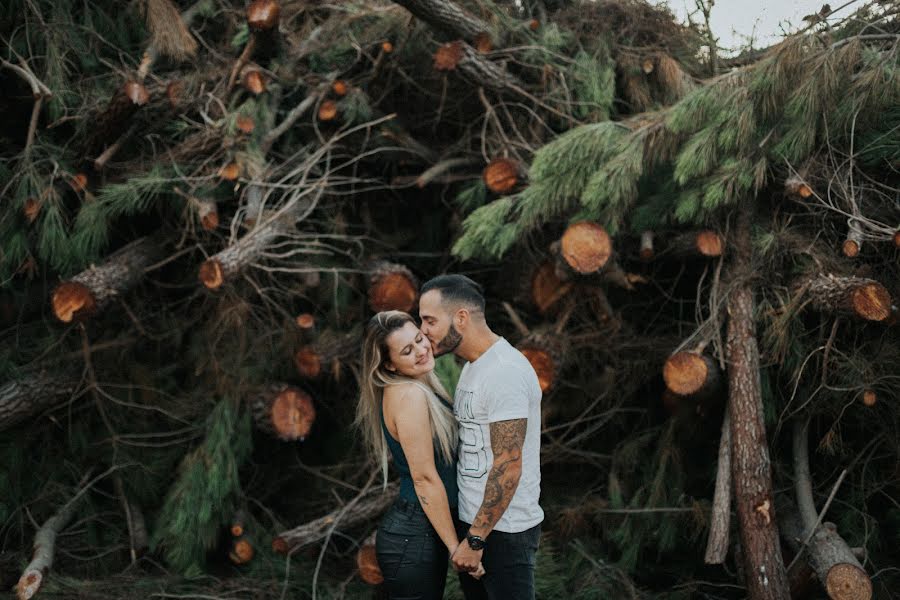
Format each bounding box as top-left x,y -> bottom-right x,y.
402,336 -> 424,355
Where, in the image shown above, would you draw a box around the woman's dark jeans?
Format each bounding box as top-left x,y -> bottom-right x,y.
454,518 -> 541,600
376,498 -> 451,600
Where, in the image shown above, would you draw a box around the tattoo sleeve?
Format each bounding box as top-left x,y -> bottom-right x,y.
469,418 -> 527,537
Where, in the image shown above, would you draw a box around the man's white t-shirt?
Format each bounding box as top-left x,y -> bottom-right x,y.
453,337 -> 543,533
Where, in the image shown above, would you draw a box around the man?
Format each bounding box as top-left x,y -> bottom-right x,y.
419,274 -> 543,599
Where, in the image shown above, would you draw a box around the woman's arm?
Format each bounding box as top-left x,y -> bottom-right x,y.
384,385 -> 458,553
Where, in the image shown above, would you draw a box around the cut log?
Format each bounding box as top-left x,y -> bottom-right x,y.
842,220 -> 864,258
392,0 -> 493,45
639,230 -> 654,261
0,372 -> 78,432
246,0 -> 280,31
241,66 -> 266,95
236,115 -> 255,133
294,327 -> 360,380
696,230 -> 724,257
803,274 -> 891,322
85,81 -> 150,156
482,157 -> 521,194
519,346 -> 556,393
199,218 -> 293,290
318,99 -> 338,122
367,262 -> 419,313
663,351 -> 721,397
231,509 -> 248,537
52,236 -> 164,323
861,389 -> 876,407
785,174 -> 813,198
381,41 -> 393,54
229,535 -> 254,565
331,79 -> 348,96
893,230 -> 900,248
786,418 -> 872,600
726,205 -> 790,599
250,384 -> 316,441
295,313 -> 315,329
530,261 -> 573,314
357,530 -> 383,585
16,493 -> 82,600
434,40 -> 465,71
274,482 -> 399,554
559,222 -> 613,274
219,162 -> 240,181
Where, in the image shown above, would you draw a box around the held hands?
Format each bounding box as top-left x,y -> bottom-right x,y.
450,541 -> 485,578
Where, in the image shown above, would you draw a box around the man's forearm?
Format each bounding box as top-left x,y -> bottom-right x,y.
467,418 -> 527,538
467,456 -> 521,537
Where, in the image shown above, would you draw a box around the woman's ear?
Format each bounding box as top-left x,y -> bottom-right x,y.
384,361 -> 396,372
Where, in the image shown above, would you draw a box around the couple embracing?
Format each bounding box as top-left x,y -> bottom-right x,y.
356,274 -> 543,599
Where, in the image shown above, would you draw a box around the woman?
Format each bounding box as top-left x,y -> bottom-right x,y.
357,311 -> 483,599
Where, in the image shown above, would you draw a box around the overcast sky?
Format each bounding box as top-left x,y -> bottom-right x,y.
650,0 -> 853,54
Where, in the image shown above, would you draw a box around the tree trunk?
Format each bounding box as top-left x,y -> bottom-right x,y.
802,274 -> 891,322
726,205 -> 790,600
52,236 -> 164,322
393,0 -> 493,44
704,405 -> 732,564
0,372 -> 78,432
785,418 -> 872,600
16,494 -> 81,600
273,482 -> 399,554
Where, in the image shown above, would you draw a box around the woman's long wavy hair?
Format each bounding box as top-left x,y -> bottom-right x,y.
356,311 -> 457,486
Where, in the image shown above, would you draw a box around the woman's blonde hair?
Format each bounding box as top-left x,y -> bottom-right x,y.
355,310 -> 457,486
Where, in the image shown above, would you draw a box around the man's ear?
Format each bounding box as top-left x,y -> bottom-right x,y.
455,308 -> 470,329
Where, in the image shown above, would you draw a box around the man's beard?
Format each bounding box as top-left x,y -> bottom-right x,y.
432,324 -> 462,357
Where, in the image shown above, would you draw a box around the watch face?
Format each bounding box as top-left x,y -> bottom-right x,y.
467,535 -> 485,550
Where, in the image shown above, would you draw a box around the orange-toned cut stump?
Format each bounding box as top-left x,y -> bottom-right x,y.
560,222 -> 612,273
528,18 -> 540,31
381,41 -> 393,53
332,80 -> 348,97
842,239 -> 860,258
520,347 -> 555,393
23,198 -> 41,223
236,115 -> 255,133
52,282 -> 97,323
368,267 -> 418,313
825,563 -> 872,600
123,81 -> 150,106
851,284 -> 891,322
229,537 -> 255,564
357,541 -> 383,585
434,41 -> 464,71
294,347 -> 322,378
695,230 -> 723,257
862,389 -> 877,407
272,537 -> 289,555
243,70 -> 266,95
198,259 -> 225,290
318,99 -> 338,122
893,230 -> 900,248
70,173 -> 88,192
530,262 -> 572,314
219,162 -> 240,181
639,231 -> 654,261
663,351 -> 715,396
269,388 -> 316,441
295,313 -> 315,329
247,0 -> 280,30
474,32 -> 493,53
483,157 -> 519,194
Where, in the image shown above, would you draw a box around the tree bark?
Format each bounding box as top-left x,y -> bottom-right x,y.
52,236 -> 164,322
726,205 -> 790,600
704,405 -> 732,564
393,0 -> 493,44
802,274 -> 891,322
273,482 -> 399,554
0,372 -> 78,432
16,494 -> 81,600
785,418 -> 872,600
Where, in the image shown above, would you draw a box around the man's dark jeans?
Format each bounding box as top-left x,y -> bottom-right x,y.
455,518 -> 541,600
376,498 -> 450,600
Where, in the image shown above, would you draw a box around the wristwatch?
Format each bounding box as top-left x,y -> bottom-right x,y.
465,532 -> 485,551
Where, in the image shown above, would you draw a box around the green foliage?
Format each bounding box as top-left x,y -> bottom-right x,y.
452,196 -> 522,261
454,180 -> 488,212
434,354 -> 462,397
152,399 -> 253,575
69,166 -> 176,269
571,49 -> 616,121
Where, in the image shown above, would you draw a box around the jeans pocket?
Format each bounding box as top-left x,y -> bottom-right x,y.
376,530 -> 411,581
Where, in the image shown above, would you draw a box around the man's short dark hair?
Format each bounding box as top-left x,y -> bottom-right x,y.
421,274 -> 485,313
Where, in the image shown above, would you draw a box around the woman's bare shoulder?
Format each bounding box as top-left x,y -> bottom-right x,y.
383,381 -> 427,404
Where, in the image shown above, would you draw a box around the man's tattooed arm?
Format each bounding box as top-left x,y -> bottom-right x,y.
468,418 -> 527,538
